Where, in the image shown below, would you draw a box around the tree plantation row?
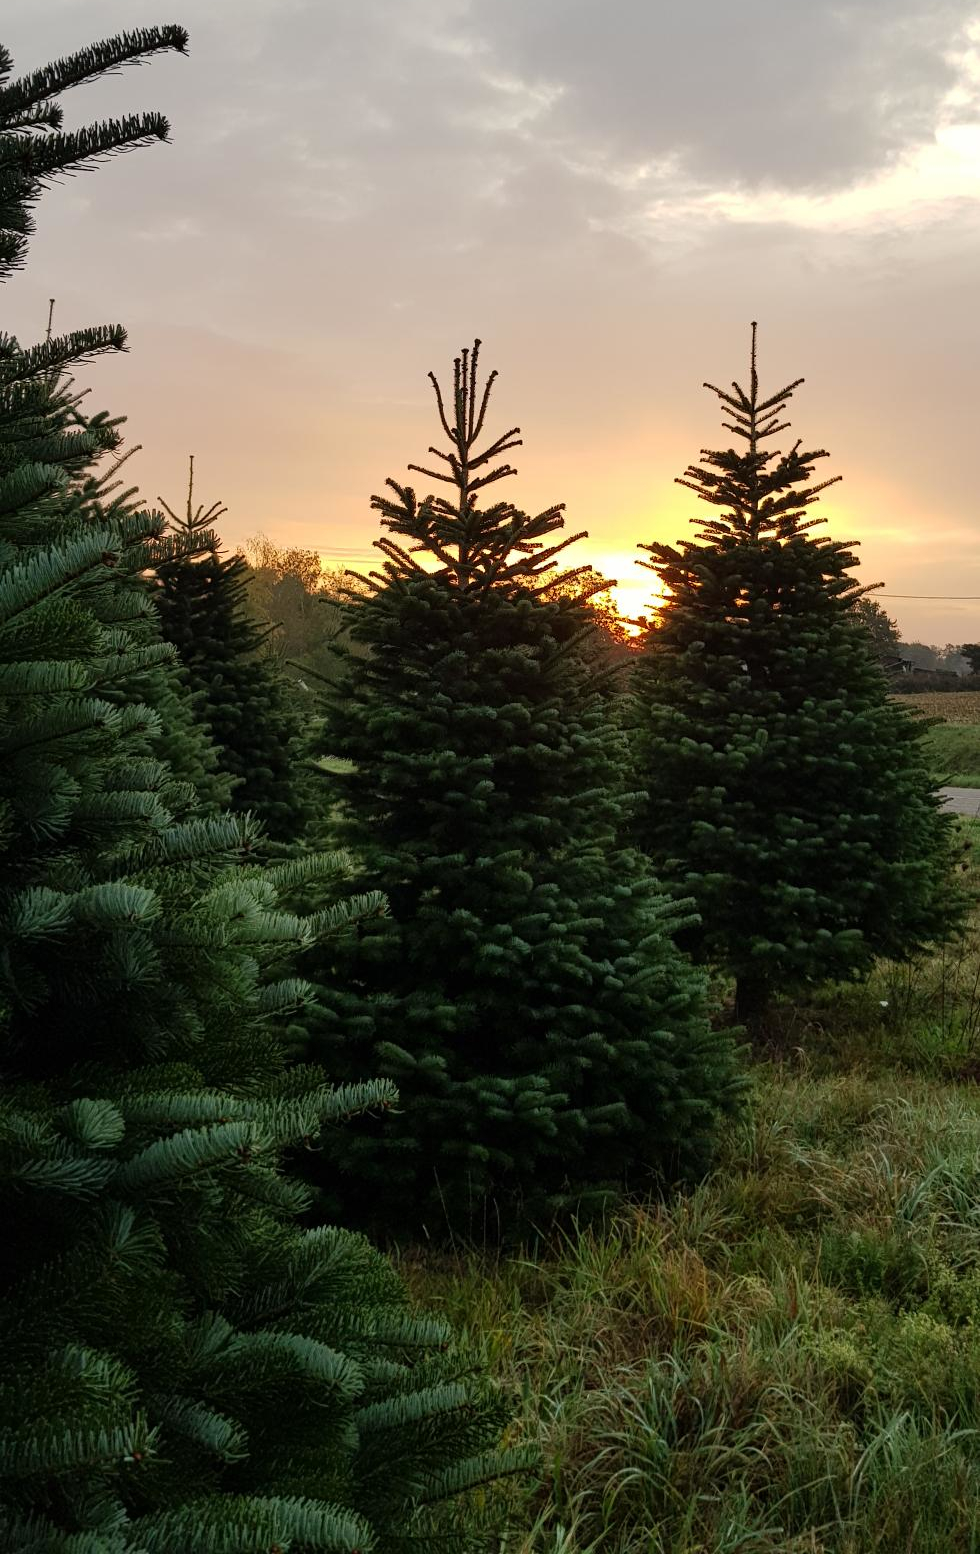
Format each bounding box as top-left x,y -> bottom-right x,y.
0,28 -> 964,1553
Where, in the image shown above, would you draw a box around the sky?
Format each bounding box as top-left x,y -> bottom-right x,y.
4,0 -> 980,638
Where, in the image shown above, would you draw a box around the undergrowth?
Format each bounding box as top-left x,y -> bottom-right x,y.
401,858 -> 980,1551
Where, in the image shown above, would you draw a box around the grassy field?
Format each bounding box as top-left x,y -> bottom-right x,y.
899,692 -> 980,724
404,832 -> 980,1552
897,692 -> 980,787
924,723 -> 980,788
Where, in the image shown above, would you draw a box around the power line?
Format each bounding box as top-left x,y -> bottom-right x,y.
877,594 -> 980,601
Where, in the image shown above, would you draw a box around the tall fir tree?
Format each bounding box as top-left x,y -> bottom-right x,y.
302,341 -> 743,1239
17,367 -> 234,813
0,19 -> 231,815
155,458 -> 313,843
0,32 -> 529,1549
632,324 -> 959,1022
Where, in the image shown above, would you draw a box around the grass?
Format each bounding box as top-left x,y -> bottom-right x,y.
921,723 -> 980,789
897,692 -> 980,787
401,859 -> 980,1552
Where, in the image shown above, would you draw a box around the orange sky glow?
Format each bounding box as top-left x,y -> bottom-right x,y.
4,3 -> 980,649
310,547 -> 667,624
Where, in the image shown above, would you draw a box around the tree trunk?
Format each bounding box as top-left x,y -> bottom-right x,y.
733,973 -> 770,1029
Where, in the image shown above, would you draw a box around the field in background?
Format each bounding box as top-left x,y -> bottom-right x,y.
898,692 -> 980,788
404,827 -> 980,1553
898,691 -> 980,724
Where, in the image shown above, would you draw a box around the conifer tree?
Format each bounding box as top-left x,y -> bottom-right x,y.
0,33 -> 528,1548
17,363 -> 235,812
155,459 -> 313,842
303,342 -> 742,1239
0,21 -> 232,814
632,324 -> 958,1022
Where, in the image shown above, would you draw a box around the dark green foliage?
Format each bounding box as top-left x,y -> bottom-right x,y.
632,325 -> 960,1020
0,26 -> 188,280
817,1228 -> 928,1304
132,648 -> 235,814
854,598 -> 902,652
0,356 -> 232,814
303,342 -> 742,1239
0,38 -> 527,1550
854,597 -> 908,682
0,24 -> 229,817
155,462 -> 313,842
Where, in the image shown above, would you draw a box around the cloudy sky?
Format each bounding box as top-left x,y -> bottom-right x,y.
4,1 -> 980,637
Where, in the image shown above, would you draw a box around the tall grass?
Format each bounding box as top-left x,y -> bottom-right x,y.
402,879 -> 980,1551
922,721 -> 980,788
894,691 -> 980,786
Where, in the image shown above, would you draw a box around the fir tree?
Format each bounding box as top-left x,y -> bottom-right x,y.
303,341 -> 742,1239
0,26 -> 189,281
5,356 -> 234,814
155,458 -> 313,842
632,324 -> 959,1022
0,33 -> 528,1548
3,25 -> 230,815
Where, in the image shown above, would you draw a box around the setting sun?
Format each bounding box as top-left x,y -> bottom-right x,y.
587,551 -> 668,625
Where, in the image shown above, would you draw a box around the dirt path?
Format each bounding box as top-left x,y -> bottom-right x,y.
940,786 -> 980,816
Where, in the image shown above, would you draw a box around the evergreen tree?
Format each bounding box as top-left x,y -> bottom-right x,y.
303,341 -> 742,1239
0,27 -> 190,280
0,33 -> 528,1548
155,459 -> 313,842
0,23 -> 231,813
16,366 -> 234,812
632,324 -> 959,1022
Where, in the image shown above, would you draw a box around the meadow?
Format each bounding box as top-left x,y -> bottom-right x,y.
406,881 -> 980,1553
402,706 -> 980,1554
901,691 -> 980,788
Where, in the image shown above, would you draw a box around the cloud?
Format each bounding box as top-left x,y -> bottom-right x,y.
478,0 -> 977,193
3,0 -> 980,649
6,0 -> 979,311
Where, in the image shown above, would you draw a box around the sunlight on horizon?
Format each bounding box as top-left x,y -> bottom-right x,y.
313,546 -> 670,626
587,551 -> 667,625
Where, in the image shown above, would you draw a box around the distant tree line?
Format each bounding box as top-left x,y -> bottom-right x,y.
854,598 -> 977,690
234,537 -> 637,684
236,543 -> 979,693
